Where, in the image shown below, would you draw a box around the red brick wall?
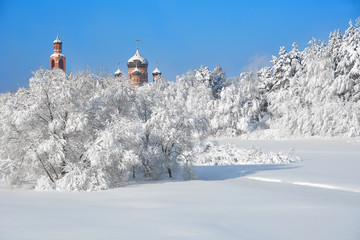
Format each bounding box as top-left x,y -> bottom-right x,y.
50,55 -> 66,72
51,42 -> 66,72
128,66 -> 148,86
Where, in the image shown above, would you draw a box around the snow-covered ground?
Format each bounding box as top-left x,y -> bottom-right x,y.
1,138 -> 360,240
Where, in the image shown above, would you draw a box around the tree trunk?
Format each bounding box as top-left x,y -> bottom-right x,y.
37,156 -> 55,183
61,160 -> 67,177
167,167 -> 172,178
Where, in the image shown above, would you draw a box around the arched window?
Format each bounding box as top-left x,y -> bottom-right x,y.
51,59 -> 55,69
59,59 -> 64,70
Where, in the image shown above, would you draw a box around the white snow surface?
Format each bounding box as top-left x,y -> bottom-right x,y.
1,137 -> 360,240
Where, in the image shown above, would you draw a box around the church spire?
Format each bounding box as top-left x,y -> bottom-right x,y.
53,30 -> 62,44
135,38 -> 140,55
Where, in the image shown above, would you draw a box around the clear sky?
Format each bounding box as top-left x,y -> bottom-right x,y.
0,0 -> 359,92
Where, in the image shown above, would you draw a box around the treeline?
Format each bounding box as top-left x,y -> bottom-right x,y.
213,17 -> 360,137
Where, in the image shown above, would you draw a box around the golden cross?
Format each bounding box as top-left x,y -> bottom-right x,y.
136,38 -> 139,50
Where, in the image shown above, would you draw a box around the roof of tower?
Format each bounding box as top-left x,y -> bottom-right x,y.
152,67 -> 161,74
127,39 -> 148,67
114,68 -> 122,75
114,63 -> 122,75
128,49 -> 148,65
53,31 -> 62,44
132,66 -> 142,76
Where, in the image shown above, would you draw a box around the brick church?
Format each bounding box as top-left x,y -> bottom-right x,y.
50,33 -> 161,86
115,39 -> 162,86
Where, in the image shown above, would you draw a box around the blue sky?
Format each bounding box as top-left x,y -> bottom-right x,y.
0,0 -> 359,92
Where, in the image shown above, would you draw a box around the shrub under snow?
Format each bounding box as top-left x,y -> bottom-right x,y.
194,142 -> 299,166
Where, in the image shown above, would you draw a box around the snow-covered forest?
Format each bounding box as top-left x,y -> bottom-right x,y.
0,18 -> 359,191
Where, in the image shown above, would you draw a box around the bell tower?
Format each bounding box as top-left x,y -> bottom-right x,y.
50,31 -> 66,72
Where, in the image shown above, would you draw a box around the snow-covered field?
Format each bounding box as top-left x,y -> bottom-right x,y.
1,138 -> 360,240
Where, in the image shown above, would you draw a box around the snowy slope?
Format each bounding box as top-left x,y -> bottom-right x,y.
215,137 -> 360,191
1,138 -> 360,240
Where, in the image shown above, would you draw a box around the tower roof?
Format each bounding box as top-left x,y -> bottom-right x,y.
115,68 -> 122,75
152,67 -> 161,74
132,66 -> 141,76
152,62 -> 161,75
128,50 -> 148,65
53,31 -> 62,44
114,63 -> 122,76
127,39 -> 148,67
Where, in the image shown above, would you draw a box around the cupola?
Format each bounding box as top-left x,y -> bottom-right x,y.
127,39 -> 148,68
152,62 -> 162,82
132,66 -> 142,76
114,63 -> 123,78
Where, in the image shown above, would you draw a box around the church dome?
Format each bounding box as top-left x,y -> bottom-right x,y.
128,39 -> 148,68
132,66 -> 141,76
115,68 -> 122,75
53,32 -> 62,44
127,49 -> 148,68
114,63 -> 122,77
152,67 -> 161,74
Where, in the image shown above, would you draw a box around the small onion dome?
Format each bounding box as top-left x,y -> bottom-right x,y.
127,49 -> 148,68
53,32 -> 62,44
114,68 -> 122,78
132,66 -> 142,76
152,67 -> 161,75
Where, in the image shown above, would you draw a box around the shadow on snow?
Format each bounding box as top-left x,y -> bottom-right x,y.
194,164 -> 299,181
